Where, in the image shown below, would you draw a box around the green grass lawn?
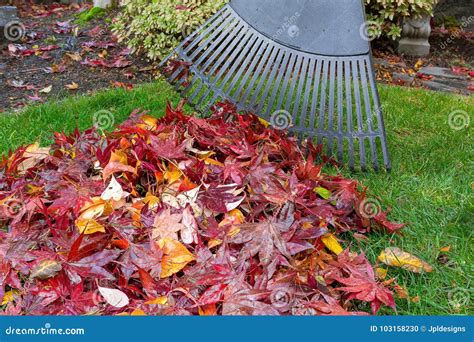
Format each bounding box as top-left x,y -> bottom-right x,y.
0,79 -> 472,315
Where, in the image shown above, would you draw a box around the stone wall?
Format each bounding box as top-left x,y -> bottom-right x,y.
435,0 -> 474,31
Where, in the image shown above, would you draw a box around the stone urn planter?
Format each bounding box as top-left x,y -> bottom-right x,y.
397,13 -> 432,56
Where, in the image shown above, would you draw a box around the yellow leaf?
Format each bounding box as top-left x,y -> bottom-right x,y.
145,296 -> 168,305
26,184 -> 43,195
159,238 -> 195,278
109,150 -> 129,165
77,197 -> 108,220
39,85 -> 52,93
143,193 -> 160,209
75,198 -> 111,233
219,209 -> 245,227
204,157 -> 224,167
163,165 -> 182,185
414,59 -> 424,70
16,142 -> 50,174
375,267 -> 388,280
439,245 -> 451,252
208,238 -> 222,249
66,52 -> 82,62
130,308 -> 146,316
2,290 -> 19,305
140,115 -> 158,130
378,247 -> 433,273
321,233 -> 343,255
258,117 -> 270,127
65,81 -> 79,90
75,219 -> 106,235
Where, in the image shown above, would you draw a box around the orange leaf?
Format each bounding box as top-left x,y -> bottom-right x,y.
130,308 -> 146,316
439,245 -> 451,253
198,303 -> 217,316
145,296 -> 168,305
159,238 -> 195,278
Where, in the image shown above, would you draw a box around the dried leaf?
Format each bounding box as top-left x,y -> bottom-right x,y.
378,247 -> 433,273
65,81 -> 79,90
76,219 -> 106,235
31,260 -> 62,280
439,245 -> 451,252
159,238 -> 195,278
101,176 -> 129,201
39,85 -> 52,93
98,286 -> 129,308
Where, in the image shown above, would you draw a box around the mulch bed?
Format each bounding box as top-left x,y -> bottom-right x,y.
372,31 -> 473,93
0,2 -> 159,113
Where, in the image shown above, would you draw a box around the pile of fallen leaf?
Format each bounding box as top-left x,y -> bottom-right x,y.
0,101 -> 428,316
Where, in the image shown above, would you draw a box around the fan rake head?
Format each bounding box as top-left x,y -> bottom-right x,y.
160,0 -> 391,172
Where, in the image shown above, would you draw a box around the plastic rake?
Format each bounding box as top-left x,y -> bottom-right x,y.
160,0 -> 391,171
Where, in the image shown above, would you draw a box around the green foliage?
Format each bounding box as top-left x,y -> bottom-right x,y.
112,0 -> 226,61
76,7 -> 106,24
365,0 -> 438,40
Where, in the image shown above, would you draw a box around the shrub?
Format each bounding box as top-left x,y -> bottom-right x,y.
364,0 -> 438,40
112,0 -> 226,61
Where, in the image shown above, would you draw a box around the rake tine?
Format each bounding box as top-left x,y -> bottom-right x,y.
352,59 -> 367,171
263,52 -> 292,117
298,58 -> 315,132
222,35 -> 260,95
273,54 -> 298,116
309,59 -> 322,131
317,59 -> 329,146
241,43 -> 273,106
291,57 -> 309,127
359,58 -> 379,171
344,60 -> 355,170
187,19 -> 242,66
249,45 -> 280,108
186,26 -> 249,102
196,30 -> 256,107
195,21 -> 244,72
336,60 -> 344,164
367,60 -> 391,171
327,59 -> 336,155
283,55 -> 301,118
232,40 -> 267,103
256,48 -> 286,116
183,9 -> 234,57
159,7 -> 229,68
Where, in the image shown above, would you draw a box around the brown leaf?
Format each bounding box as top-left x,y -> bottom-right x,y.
378,247 -> 433,273
65,81 -> 79,90
31,260 -> 62,280
65,52 -> 82,62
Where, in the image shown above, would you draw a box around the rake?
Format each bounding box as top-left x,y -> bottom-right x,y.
160,0 -> 391,171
